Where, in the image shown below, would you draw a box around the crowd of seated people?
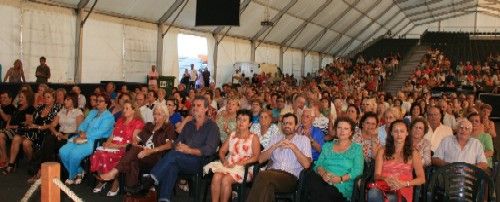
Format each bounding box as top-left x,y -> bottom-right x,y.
0,50 -> 497,202
401,48 -> 500,94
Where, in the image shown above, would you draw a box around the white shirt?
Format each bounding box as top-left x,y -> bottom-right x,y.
442,113 -> 457,130
434,135 -> 487,165
401,101 -> 412,114
77,94 -> 86,109
424,124 -> 453,151
57,108 -> 83,133
139,105 -> 154,123
190,69 -> 197,81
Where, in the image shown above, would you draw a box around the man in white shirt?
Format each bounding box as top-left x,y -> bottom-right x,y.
432,119 -> 488,170
439,99 -> 457,130
189,64 -> 197,89
424,106 -> 453,151
136,93 -> 153,123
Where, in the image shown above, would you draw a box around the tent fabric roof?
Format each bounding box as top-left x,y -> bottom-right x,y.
48,0 -> 500,56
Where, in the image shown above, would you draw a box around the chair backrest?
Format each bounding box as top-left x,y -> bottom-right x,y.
426,162 -> 496,202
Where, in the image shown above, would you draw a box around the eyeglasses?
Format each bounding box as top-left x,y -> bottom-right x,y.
458,126 -> 471,130
97,99 -> 106,103
166,104 -> 175,106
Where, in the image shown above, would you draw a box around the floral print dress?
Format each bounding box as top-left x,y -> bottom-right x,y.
90,117 -> 144,174
203,132 -> 256,183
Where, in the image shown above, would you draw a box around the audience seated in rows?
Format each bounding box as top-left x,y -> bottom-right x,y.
0,48 -> 497,201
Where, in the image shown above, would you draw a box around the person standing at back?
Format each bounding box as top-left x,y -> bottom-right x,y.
3,59 -> 25,82
148,65 -> 159,89
35,57 -> 50,83
202,67 -> 210,88
189,64 -> 197,89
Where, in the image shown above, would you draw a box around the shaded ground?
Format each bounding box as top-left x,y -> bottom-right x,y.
0,160 -> 193,202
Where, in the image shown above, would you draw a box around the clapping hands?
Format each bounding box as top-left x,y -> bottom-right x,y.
275,139 -> 297,150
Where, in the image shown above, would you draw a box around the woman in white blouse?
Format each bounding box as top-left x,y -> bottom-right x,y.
250,110 -> 279,148
49,93 -> 84,141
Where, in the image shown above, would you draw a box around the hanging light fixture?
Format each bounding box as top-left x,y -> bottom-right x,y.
261,0 -> 273,26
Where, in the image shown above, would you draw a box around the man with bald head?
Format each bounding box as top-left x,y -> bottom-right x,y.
432,119 -> 488,170
424,106 -> 453,151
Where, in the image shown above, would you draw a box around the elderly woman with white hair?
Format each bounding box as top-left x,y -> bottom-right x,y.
99,104 -> 177,191
432,118 -> 488,170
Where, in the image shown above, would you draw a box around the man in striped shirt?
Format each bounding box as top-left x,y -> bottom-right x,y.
247,113 -> 312,202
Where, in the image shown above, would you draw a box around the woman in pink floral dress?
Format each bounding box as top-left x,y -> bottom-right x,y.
90,101 -> 144,196
204,110 -> 260,202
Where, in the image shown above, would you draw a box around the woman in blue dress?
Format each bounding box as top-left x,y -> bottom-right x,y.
59,93 -> 115,184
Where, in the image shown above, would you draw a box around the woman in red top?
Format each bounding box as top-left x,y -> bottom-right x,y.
367,121 -> 425,202
90,100 -> 144,196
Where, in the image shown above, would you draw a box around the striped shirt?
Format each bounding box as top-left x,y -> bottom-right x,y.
265,132 -> 312,178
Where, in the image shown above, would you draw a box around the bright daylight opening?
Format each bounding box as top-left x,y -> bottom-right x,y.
177,34 -> 208,87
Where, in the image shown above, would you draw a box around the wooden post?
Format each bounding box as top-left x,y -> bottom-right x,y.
41,162 -> 60,202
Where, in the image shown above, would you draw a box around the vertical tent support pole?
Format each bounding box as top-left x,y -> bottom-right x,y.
279,46 -> 284,74
156,24 -> 164,75
301,50 -> 305,78
74,9 -> 83,83
213,36 -> 219,85
251,41 -> 256,63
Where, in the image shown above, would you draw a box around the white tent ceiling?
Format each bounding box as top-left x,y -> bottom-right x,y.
23,0 -> 500,56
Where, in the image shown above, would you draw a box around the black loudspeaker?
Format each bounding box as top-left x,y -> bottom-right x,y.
196,0 -> 239,26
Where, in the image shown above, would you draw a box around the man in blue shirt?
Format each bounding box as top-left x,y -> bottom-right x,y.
132,96 -> 220,202
297,108 -> 324,161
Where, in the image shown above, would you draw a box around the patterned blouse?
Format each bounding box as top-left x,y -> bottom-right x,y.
250,123 -> 280,148
413,138 -> 432,167
216,112 -> 237,142
352,130 -> 380,162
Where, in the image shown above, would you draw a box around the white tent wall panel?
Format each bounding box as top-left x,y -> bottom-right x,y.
385,13 -> 405,30
407,23 -> 436,37
123,25 -> 157,83
22,3 -> 76,82
290,23 -> 323,48
331,10 -> 362,32
162,27 -> 180,85
0,3 -> 21,80
356,0 -> 377,13
82,13 -> 160,83
266,14 -> 304,43
330,35 -> 351,55
305,52 -> 320,74
346,17 -> 371,37
393,19 -> 411,34
311,30 -> 339,52
314,1 -> 349,27
254,0 -> 290,10
358,24 -> 381,42
283,48 -> 302,77
437,13 -> 475,32
216,37 -> 251,86
227,2 -> 278,39
82,16 -> 125,83
341,40 -> 361,56
476,13 -> 500,32
93,0 -> 173,22
321,55 -> 333,67
288,0 -> 326,19
255,43 -> 280,66
367,0 -> 393,19
378,6 -> 400,26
